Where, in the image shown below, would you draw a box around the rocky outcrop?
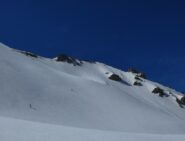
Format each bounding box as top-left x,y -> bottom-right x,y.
176,98 -> 183,108
176,97 -> 185,108
152,87 -> 165,97
128,68 -> 146,79
21,51 -> 38,58
133,81 -> 142,86
136,73 -> 146,79
109,74 -> 122,82
180,96 -> 185,105
56,54 -> 82,66
135,76 -> 143,81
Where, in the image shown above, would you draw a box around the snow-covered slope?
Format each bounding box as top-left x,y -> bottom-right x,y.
0,43 -> 185,140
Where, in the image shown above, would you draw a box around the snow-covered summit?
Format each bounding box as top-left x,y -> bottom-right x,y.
0,43 -> 185,141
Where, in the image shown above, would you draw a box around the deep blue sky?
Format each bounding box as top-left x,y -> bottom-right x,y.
0,0 -> 185,91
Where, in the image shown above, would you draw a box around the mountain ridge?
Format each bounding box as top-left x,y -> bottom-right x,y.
0,42 -> 185,140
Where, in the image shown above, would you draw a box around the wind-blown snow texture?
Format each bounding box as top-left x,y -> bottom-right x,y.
0,43 -> 185,141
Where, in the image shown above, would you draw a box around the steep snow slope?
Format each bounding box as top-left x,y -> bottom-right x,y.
0,43 -> 185,140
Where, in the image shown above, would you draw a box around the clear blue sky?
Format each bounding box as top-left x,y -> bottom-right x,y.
0,0 -> 185,91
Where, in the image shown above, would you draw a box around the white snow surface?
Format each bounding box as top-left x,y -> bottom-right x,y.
0,42 -> 185,140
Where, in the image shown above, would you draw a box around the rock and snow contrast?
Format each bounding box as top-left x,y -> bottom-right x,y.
0,42 -> 185,141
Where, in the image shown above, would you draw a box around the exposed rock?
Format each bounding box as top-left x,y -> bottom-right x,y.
176,98 -> 184,108
56,54 -> 82,66
21,51 -> 38,58
136,73 -> 146,79
109,74 -> 122,82
152,87 -> 165,97
180,96 -> 185,105
133,81 -> 142,86
56,54 -> 73,62
135,76 -> 143,81
128,68 -> 146,79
